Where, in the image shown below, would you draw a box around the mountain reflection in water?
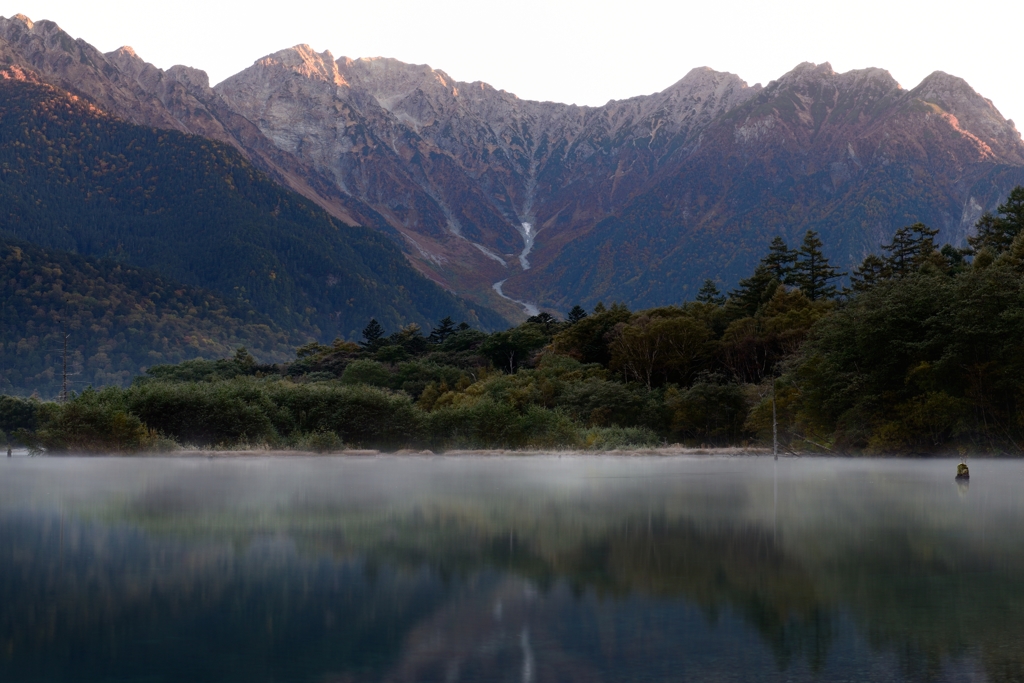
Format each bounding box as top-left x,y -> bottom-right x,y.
0,456 -> 1021,682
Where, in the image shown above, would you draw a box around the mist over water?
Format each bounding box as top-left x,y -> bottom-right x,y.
1,456 -> 1021,682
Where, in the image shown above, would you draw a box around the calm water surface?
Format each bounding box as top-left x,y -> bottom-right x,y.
0,455 -> 1020,682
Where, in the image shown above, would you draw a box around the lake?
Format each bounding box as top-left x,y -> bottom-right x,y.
0,455 -> 1019,682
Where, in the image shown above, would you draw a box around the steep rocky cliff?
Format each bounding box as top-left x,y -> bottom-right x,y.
213,49 -> 1024,312
0,14 -> 390,234
5,13 -> 1024,318
0,31 -> 507,337
536,62 -> 1024,308
215,48 -> 763,313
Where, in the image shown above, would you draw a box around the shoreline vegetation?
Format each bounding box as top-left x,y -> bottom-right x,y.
88,446 -> 770,456
4,187 -> 1024,456
12,446 -> 775,458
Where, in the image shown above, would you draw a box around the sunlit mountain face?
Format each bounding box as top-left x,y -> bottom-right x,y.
1,456 -> 1019,682
4,13 -> 1023,320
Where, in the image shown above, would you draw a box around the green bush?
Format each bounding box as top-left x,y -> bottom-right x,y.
0,395 -> 39,434
126,380 -> 278,447
392,361 -> 466,399
579,426 -> 661,450
124,378 -> 421,448
293,429 -> 345,453
262,381 -> 419,447
374,345 -> 409,363
31,387 -> 169,454
666,380 -> 750,445
556,378 -> 647,426
340,359 -> 392,387
421,400 -> 577,449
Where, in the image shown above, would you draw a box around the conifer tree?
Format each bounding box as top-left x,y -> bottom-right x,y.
940,244 -> 968,272
850,254 -> 888,292
428,316 -> 456,344
969,187 -> 1024,254
233,347 -> 257,368
726,238 -> 797,314
696,279 -> 726,306
527,312 -> 557,333
566,305 -> 588,325
361,318 -> 385,348
728,264 -> 779,316
883,223 -> 939,277
791,230 -> 845,301
763,236 -> 798,284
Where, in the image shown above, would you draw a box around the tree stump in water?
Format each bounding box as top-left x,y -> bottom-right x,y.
956,462 -> 970,479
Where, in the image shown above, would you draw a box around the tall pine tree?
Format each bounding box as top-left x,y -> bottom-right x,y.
728,264 -> 780,316
968,187 -> 1024,255
882,222 -> 939,277
566,305 -> 588,325
763,236 -> 798,284
428,316 -> 457,344
791,230 -> 845,301
360,318 -> 385,348
696,279 -> 726,306
850,254 -> 888,292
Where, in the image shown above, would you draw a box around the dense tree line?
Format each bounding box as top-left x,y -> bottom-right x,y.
0,77 -> 505,342
6,189 -> 1024,454
796,188 -> 1024,451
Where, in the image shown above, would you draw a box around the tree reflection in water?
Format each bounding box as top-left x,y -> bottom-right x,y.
0,456 -> 1021,682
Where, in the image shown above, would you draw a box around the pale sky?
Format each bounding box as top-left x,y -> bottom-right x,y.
8,0 -> 1024,130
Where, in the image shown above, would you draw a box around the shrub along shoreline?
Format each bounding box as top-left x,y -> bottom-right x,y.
4,188 -> 1024,456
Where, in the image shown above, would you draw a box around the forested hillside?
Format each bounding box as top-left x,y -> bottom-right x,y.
11,190 -> 1024,453
0,76 -> 505,340
0,236 -> 298,396
4,46 -> 1024,450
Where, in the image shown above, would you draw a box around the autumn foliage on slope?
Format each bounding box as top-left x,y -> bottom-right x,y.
0,236 -> 295,396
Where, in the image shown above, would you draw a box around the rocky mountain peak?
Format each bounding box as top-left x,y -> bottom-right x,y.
675,65 -> 743,87
111,45 -> 138,59
2,14 -> 65,46
914,70 -> 984,101
165,64 -> 212,92
738,62 -> 905,142
0,15 -> 179,129
909,71 -> 1022,157
656,67 -> 759,115
335,56 -> 461,115
773,61 -> 836,84
764,62 -> 901,99
834,66 -> 901,94
108,45 -> 209,92
0,18 -> 366,230
104,46 -> 149,78
252,45 -> 348,87
340,57 -> 455,90
4,17 -> 1024,320
571,67 -> 761,152
796,60 -> 830,73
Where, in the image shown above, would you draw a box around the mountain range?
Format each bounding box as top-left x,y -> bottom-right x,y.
3,12 -> 1024,321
